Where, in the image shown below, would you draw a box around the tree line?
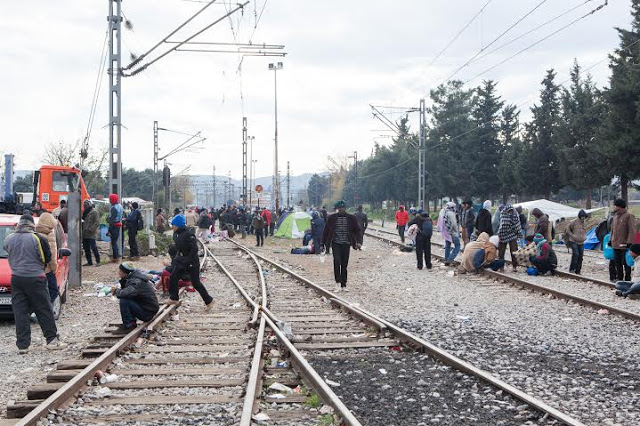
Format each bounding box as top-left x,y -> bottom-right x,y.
308,2 -> 640,210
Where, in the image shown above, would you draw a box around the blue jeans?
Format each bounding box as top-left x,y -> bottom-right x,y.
119,298 -> 154,328
616,281 -> 640,297
109,225 -> 121,258
569,242 -> 584,273
445,236 -> 461,263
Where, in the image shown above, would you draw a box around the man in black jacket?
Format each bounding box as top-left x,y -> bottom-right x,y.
321,200 -> 361,291
112,262 -> 159,332
126,202 -> 142,260
408,210 -> 432,270
168,215 -> 214,311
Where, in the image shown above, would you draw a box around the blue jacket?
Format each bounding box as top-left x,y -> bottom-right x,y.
311,216 -> 325,243
108,203 -> 124,226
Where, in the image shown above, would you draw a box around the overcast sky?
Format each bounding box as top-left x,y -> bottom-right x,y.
0,0 -> 631,180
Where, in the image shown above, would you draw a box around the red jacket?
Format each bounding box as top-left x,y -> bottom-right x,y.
261,210 -> 272,225
395,210 -> 409,226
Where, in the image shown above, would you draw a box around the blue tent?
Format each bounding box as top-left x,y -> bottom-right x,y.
584,227 -> 599,250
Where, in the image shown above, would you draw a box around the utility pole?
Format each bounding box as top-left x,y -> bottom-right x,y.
269,62 -> 283,211
249,136 -> 254,209
349,151 -> 358,207
228,171 -> 231,204
153,121 -> 159,207
286,161 -> 290,209
108,0 -> 123,199
212,165 -> 216,208
418,98 -> 426,211
242,117 -> 248,208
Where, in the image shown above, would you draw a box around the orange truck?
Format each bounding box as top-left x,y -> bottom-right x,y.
33,165 -> 90,211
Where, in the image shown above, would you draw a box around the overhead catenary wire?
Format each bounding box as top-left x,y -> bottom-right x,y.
474,0 -> 595,64
428,0 -> 494,67
80,28 -> 109,168
441,0 -> 549,84
464,0 -> 609,84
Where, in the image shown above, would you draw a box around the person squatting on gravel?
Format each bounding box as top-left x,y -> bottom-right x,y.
82,200 -> 101,267
610,198 -> 636,282
497,204 -> 521,272
407,210 -> 432,270
458,233 -> 504,274
111,262 -> 160,333
615,244 -> 640,298
437,202 -> 460,266
395,205 -> 409,243
168,215 -> 214,312
107,193 -> 124,262
565,209 -> 588,274
529,233 -> 558,275
460,201 -> 475,248
4,213 -> 67,353
321,200 -> 362,290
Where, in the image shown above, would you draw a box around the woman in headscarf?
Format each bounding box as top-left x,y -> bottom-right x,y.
437,201 -> 460,265
529,233 -> 558,275
475,200 -> 493,236
498,204 -> 521,272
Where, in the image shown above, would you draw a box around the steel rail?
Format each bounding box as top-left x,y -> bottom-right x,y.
365,231 -> 640,322
225,239 -> 586,426
207,243 -> 363,426
16,301 -> 180,426
367,226 -> 615,288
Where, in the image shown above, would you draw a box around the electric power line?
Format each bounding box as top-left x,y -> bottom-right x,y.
441,0 -> 549,85
464,0 -> 609,84
82,28 -> 109,160
428,0 -> 494,67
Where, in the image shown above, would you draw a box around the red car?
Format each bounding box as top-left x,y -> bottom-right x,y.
0,214 -> 71,319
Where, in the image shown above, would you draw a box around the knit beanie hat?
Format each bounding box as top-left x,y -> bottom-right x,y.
489,235 -> 499,247
119,261 -> 135,274
533,233 -> 545,244
18,213 -> 35,227
614,198 -> 627,208
334,200 -> 346,209
629,244 -> 640,255
578,209 -> 587,219
171,214 -> 186,228
109,194 -> 119,204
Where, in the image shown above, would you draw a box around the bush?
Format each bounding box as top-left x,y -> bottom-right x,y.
134,230 -> 173,256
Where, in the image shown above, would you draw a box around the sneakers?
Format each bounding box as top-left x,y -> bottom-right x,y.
167,299 -> 180,305
18,348 -> 29,355
113,323 -> 137,334
204,300 -> 215,313
83,263 -> 93,267
46,338 -> 68,350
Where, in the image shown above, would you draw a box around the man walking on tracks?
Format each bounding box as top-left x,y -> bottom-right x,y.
395,205 -> 409,243
4,214 -> 67,353
321,200 -> 361,291
168,215 -> 214,312
565,210 -> 588,274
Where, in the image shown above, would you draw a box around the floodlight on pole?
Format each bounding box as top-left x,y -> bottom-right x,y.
269,61 -> 283,211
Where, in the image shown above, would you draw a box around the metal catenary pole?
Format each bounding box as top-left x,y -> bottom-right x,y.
286,161 -> 290,209
108,0 -> 123,200
242,117 -> 248,208
269,62 -> 283,211
418,98 -> 426,211
153,120 -> 159,207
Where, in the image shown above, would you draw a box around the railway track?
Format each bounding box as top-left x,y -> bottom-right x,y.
214,239 -> 585,426
6,247 -> 331,425
364,228 -> 640,322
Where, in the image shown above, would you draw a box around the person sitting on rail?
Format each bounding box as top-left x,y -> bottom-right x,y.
529,233 -> 558,275
458,233 -> 504,274
615,244 -> 640,298
111,262 -> 159,333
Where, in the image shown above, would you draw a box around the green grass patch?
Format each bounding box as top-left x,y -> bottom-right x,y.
305,393 -> 322,408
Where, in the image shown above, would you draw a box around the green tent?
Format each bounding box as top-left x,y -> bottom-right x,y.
274,211 -> 312,239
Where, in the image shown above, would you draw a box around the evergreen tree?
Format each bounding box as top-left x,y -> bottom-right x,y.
470,80 -> 504,199
307,174 -> 328,206
525,69 -> 561,199
497,104 -> 524,201
557,60 -> 609,208
604,1 -> 640,200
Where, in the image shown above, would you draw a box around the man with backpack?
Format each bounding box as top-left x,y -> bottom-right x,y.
4,213 -> 67,353
408,210 -> 432,270
125,202 -> 143,261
